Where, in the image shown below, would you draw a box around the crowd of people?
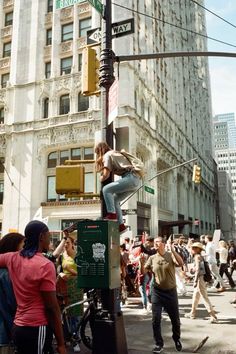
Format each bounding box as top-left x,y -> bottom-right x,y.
0,220 -> 83,354
120,233 -> 236,354
0,221 -> 236,354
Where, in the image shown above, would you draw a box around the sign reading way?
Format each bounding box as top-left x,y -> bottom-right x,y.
87,18 -> 135,45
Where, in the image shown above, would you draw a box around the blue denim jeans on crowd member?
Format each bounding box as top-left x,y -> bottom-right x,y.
102,171 -> 140,224
139,273 -> 150,308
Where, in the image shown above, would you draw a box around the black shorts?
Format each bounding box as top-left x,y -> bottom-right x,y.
12,324 -> 53,354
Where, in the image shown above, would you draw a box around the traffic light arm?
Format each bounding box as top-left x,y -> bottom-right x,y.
115,51 -> 236,63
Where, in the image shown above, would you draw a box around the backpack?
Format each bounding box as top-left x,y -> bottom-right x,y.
203,260 -> 212,283
120,150 -> 145,178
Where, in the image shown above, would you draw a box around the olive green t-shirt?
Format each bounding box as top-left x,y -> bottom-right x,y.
145,252 -> 176,290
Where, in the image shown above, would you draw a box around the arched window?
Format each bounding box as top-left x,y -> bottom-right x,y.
43,97 -> 49,118
60,94 -> 70,115
47,152 -> 58,168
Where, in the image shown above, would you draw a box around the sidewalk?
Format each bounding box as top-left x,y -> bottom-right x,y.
123,284 -> 236,354
73,283 -> 236,354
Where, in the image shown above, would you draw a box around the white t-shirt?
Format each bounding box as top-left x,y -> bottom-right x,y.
218,248 -> 228,264
205,242 -> 217,265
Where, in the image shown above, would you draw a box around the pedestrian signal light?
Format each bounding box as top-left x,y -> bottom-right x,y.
192,164 -> 201,184
81,47 -> 100,96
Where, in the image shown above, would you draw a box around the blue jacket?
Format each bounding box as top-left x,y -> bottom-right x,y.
0,268 -> 17,345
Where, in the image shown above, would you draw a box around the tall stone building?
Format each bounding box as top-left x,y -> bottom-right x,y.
0,0 -> 217,237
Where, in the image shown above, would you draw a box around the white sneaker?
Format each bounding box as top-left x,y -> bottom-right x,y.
209,316 -> 218,324
184,312 -> 196,319
73,343 -> 81,352
141,308 -> 149,315
147,303 -> 152,312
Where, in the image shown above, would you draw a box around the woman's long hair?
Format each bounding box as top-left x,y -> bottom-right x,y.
95,142 -> 111,172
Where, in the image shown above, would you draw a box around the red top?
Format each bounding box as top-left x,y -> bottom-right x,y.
0,252 -> 56,326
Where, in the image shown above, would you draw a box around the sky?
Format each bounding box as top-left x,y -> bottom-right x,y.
205,0 -> 236,117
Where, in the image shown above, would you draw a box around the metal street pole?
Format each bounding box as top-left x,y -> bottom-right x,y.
92,1 -> 128,354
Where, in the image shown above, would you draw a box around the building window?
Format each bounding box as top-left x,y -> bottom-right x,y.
141,99 -> 145,118
46,147 -> 97,201
46,28 -> 52,46
1,73 -> 9,88
60,150 -> 69,165
61,57 -> 72,75
60,94 -> 70,115
43,98 -> 49,118
84,147 -> 94,160
78,94 -> 89,112
47,176 -> 57,201
0,158 -> 4,173
61,23 -> 73,42
45,62 -> 51,78
78,53 -> 82,71
5,12 -> 13,27
48,152 -> 58,168
47,0 -> 53,13
0,108 -> 4,124
71,148 -> 81,160
79,18 -> 91,37
0,181 -> 3,204
85,172 -> 94,193
3,42 -> 11,57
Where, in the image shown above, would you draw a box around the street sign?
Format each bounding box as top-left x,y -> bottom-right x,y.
87,0 -> 103,14
144,185 -> 155,195
87,18 -> 135,45
112,18 -> 135,38
87,28 -> 102,45
56,0 -> 84,9
122,209 -> 137,216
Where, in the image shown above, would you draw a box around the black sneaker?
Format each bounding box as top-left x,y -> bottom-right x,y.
153,345 -> 163,354
175,339 -> 182,352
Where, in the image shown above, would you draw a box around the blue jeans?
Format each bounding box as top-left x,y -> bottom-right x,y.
139,273 -> 150,308
102,171 -> 140,224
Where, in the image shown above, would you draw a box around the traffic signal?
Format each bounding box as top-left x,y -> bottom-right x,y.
81,47 -> 100,96
56,165 -> 85,196
192,164 -> 201,184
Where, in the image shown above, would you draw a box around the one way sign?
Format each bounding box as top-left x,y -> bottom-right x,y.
87,18 -> 134,45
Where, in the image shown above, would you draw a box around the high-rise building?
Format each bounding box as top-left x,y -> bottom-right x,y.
217,170 -> 235,240
213,121 -> 229,150
214,113 -> 236,149
215,149 -> 236,232
0,0 -> 217,237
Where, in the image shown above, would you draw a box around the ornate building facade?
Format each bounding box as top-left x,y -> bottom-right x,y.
0,0 -> 217,237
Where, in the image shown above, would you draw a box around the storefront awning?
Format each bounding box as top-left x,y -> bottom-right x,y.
158,220 -> 192,227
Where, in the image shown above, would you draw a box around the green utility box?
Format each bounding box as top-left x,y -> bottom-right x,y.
77,220 -> 120,289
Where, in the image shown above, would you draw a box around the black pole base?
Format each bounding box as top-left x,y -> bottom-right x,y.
92,312 -> 128,354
